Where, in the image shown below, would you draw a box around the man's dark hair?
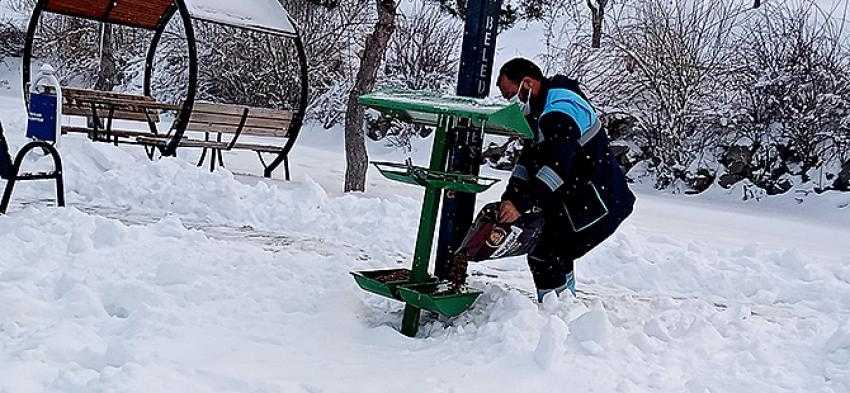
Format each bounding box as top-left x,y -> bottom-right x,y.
499,58 -> 544,83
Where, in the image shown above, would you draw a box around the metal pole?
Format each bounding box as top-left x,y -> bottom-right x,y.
434,0 -> 502,280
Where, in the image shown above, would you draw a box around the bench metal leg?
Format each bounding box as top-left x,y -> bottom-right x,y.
260,152 -> 290,180
1,142 -> 64,215
0,174 -> 16,214
197,147 -> 208,167
145,145 -> 157,161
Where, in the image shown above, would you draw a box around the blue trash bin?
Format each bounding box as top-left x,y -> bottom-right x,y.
27,92 -> 59,142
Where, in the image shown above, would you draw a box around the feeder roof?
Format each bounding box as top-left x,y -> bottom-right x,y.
42,0 -> 298,36
359,90 -> 534,139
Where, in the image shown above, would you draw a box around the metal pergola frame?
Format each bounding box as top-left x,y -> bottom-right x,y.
21,0 -> 309,159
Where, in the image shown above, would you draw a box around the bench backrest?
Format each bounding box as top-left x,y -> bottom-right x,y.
62,88 -> 161,123
188,102 -> 292,138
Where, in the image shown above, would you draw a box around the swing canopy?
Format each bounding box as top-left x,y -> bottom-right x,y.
23,0 -> 308,158
35,0 -> 298,36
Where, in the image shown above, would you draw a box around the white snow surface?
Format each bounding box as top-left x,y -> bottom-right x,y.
2,66 -> 850,392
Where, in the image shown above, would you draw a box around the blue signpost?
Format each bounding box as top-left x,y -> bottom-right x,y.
434,0 -> 503,280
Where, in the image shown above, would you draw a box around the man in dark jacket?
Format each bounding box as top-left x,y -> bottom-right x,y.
495,58 -> 636,301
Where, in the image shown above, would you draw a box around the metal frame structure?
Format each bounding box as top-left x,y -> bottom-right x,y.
0,117 -> 65,215
21,0 -> 309,172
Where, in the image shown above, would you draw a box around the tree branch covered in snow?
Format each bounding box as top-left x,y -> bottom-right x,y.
540,0 -> 850,194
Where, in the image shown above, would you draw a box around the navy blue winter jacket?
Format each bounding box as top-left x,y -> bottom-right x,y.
501,76 -> 635,258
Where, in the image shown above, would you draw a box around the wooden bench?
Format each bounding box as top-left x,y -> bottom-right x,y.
60,87 -> 172,144
58,88 -> 298,179
136,102 -> 296,179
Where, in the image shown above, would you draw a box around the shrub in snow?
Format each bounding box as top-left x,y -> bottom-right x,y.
364,2 -> 461,149
539,0 -> 850,196
716,2 -> 850,194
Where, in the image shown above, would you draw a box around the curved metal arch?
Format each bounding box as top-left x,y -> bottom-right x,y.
22,0 -> 49,107
263,18 -> 310,178
142,1 -> 197,157
162,0 -> 198,157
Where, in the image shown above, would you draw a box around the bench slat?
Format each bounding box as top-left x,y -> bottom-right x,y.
186,124 -> 290,138
230,142 -> 285,153
61,88 -> 163,122
137,136 -> 229,149
192,102 -> 292,121
62,126 -> 158,139
188,113 -> 290,130
63,88 -> 155,103
63,105 -> 160,122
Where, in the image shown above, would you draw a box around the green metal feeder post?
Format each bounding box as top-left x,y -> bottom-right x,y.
350,89 -> 533,337
401,117 -> 449,336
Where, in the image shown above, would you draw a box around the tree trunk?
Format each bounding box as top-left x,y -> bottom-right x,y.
587,0 -> 607,49
343,0 -> 397,192
94,23 -> 116,91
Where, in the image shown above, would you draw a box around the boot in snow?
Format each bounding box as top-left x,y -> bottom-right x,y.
536,271 -> 576,302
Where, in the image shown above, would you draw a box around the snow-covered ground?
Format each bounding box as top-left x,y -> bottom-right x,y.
2,63 -> 850,392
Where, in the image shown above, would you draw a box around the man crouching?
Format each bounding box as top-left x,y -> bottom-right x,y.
495,58 -> 636,301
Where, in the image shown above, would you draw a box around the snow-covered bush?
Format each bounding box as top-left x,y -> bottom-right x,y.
3,0 -> 149,91
0,0 -> 26,60
717,2 -> 850,194
540,0 -> 850,195
0,20 -> 24,60
364,2 -> 462,148
283,0 -> 374,119
150,0 -> 374,111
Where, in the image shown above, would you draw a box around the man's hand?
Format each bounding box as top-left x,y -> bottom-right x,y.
499,200 -> 521,223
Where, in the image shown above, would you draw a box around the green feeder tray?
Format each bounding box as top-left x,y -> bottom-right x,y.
372,161 -> 500,194
359,89 -> 534,139
351,268 -> 437,301
397,282 -> 483,317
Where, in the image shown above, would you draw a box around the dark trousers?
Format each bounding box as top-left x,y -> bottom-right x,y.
527,216 -> 576,291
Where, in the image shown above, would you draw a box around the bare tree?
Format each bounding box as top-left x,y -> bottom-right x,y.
599,0 -> 747,189
283,0 -> 375,125
365,2 -> 461,147
344,0 -> 397,192
0,20 -> 25,59
94,24 -> 117,91
586,0 -> 608,48
719,1 -> 850,193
